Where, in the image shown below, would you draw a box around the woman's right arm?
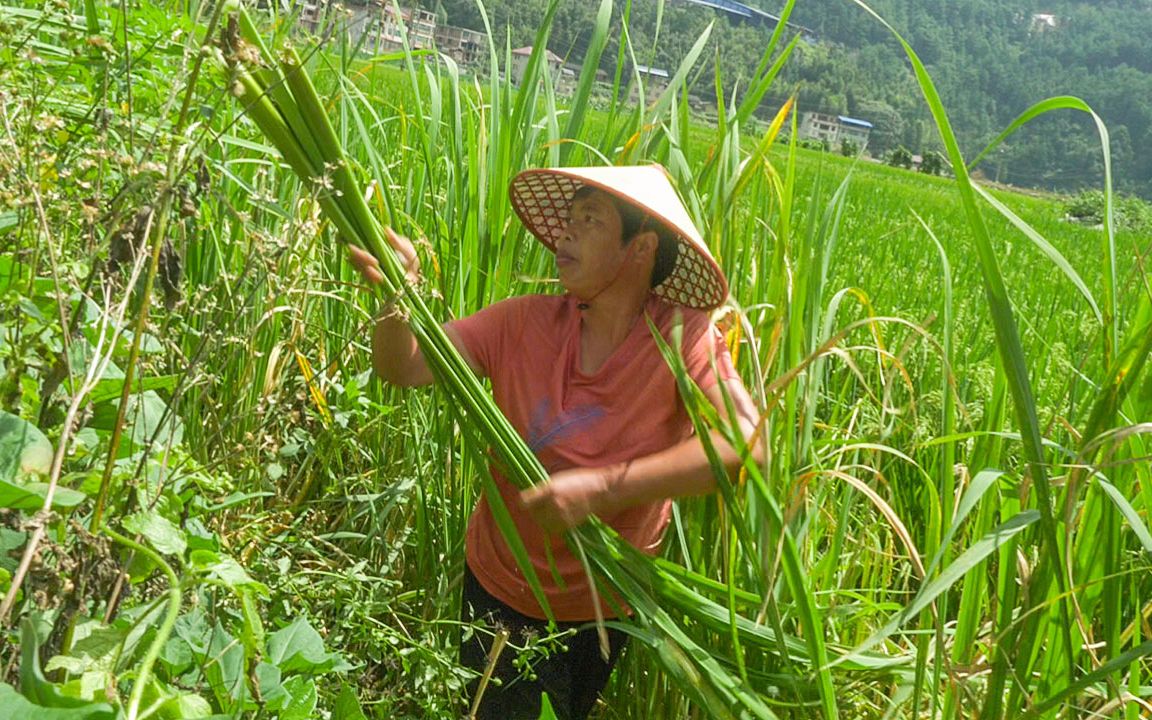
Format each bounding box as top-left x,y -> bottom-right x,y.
347,229 -> 478,387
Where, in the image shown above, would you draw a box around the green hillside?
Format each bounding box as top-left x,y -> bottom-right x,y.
1,1 -> 1149,718
422,0 -> 1152,199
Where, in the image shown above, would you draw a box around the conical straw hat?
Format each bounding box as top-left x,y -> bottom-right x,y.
509,165 -> 728,310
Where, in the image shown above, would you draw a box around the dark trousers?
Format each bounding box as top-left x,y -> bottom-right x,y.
460,564 -> 628,720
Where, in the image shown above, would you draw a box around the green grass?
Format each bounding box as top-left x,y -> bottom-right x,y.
0,0 -> 1149,718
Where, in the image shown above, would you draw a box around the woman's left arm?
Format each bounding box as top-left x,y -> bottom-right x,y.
520,376 -> 763,534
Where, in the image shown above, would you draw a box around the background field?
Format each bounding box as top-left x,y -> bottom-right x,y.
1,1 -> 1150,719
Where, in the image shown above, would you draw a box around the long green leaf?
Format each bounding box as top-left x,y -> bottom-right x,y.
848,0 -> 1075,697
972,184 -> 1101,325
967,95 -> 1117,358
836,510 -> 1040,666
1095,476 -> 1152,555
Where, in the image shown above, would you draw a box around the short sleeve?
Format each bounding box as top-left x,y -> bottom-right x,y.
681,313 -> 738,391
445,296 -> 533,377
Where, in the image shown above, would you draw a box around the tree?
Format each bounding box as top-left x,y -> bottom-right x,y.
888,146 -> 913,169
855,98 -> 905,155
920,150 -> 946,176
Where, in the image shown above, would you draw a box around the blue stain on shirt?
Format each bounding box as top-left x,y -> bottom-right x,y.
526,397 -> 605,452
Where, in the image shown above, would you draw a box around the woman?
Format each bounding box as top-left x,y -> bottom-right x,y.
348,166 -> 760,719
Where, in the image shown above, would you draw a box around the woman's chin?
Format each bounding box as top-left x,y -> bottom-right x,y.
556,271 -> 582,296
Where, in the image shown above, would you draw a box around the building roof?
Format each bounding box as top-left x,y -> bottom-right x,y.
512,46 -> 564,64
634,64 -> 670,79
838,116 -> 874,129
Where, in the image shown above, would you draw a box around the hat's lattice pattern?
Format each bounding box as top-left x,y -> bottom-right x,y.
510,173 -> 727,310
653,242 -> 725,310
510,173 -> 580,249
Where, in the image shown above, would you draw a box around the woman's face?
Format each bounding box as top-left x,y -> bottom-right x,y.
554,190 -> 632,300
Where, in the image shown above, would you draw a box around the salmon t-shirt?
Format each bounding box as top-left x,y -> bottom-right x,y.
447,293 -> 736,621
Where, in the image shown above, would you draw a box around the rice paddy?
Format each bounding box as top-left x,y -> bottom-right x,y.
0,0 -> 1149,718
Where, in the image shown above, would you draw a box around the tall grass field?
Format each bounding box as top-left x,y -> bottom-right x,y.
0,0 -> 1149,718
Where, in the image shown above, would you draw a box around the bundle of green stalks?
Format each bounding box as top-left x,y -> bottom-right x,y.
4,0 -> 1150,716
213,3 -> 910,717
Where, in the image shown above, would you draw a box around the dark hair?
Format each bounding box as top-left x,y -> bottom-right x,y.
571,186 -> 680,288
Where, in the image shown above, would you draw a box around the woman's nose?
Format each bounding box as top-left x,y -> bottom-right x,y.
557,220 -> 575,243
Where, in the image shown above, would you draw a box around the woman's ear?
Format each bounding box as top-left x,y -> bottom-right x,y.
630,229 -> 659,264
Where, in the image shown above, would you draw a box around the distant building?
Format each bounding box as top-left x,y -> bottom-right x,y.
343,2 -> 381,49
629,64 -> 670,105
293,2 -> 437,53
434,24 -> 485,66
285,0 -> 369,45
375,5 -> 437,51
296,0 -> 326,33
1030,13 -> 1059,33
799,112 -> 873,148
837,116 -> 873,147
510,46 -> 565,86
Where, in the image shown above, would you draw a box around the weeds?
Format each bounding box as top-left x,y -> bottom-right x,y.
1,0 -> 1150,718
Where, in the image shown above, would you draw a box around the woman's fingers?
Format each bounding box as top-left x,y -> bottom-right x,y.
347,229 -> 421,287
346,244 -> 384,285
384,226 -> 420,278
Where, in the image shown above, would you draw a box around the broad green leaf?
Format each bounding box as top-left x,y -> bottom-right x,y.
158,692 -> 214,719
57,672 -> 110,703
123,511 -> 187,557
18,619 -> 111,712
87,374 -> 178,405
189,550 -> 266,591
203,623 -> 245,707
172,608 -> 212,654
266,617 -> 343,674
0,211 -> 18,236
158,637 -> 194,677
0,411 -> 53,482
90,390 -> 184,451
44,656 -> 89,675
0,253 -> 30,288
280,677 -> 317,720
0,684 -> 115,720
120,329 -> 165,354
46,623 -> 125,676
70,622 -> 128,661
66,342 -> 123,381
0,528 -> 26,572
332,683 -> 367,720
254,662 -> 289,712
0,481 -> 86,511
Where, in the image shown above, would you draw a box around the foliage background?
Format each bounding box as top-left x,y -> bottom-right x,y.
0,0 -> 1150,718
415,0 -> 1152,199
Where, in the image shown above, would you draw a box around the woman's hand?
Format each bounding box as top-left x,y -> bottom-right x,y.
346,227 -> 420,288
520,465 -> 622,534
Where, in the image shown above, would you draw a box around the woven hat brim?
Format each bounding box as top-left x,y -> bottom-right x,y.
509,167 -> 728,310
